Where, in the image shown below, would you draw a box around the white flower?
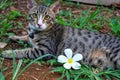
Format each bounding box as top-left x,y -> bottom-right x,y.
58,48 -> 83,69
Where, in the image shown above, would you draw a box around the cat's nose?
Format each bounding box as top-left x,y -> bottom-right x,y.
38,24 -> 42,27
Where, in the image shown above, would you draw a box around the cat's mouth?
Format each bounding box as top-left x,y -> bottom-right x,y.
28,23 -> 48,39
35,23 -> 47,30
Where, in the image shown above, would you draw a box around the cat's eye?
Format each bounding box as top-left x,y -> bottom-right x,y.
45,15 -> 50,20
33,13 -> 37,18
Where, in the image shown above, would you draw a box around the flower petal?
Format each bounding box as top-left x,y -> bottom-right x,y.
73,53 -> 83,62
64,48 -> 73,58
58,55 -> 67,63
63,63 -> 72,69
71,62 -> 81,69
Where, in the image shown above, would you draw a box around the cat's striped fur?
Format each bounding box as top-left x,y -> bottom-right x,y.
2,0 -> 120,69
88,47 -> 112,69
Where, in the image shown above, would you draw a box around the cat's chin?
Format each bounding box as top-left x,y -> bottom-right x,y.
29,27 -> 46,31
30,28 -> 49,33
35,28 -> 47,31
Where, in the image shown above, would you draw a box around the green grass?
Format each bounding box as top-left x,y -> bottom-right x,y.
11,51 -> 53,80
0,10 -> 23,38
0,0 -> 24,42
0,58 -> 5,80
56,5 -> 120,35
109,17 -> 120,37
0,0 -> 120,80
0,53 -> 53,80
0,0 -> 12,39
56,8 -> 101,30
50,62 -> 120,80
0,0 -> 12,10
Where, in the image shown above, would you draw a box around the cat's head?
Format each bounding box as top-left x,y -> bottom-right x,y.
27,0 -> 61,31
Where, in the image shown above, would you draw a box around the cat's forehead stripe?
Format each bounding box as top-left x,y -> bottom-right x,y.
37,5 -> 48,14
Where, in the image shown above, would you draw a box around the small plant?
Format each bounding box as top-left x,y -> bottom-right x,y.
0,58 -> 5,80
0,72 -> 5,80
0,0 -> 12,39
43,0 -> 51,6
12,59 -> 23,80
0,0 -> 23,40
17,41 -> 28,49
0,18 -> 12,37
16,22 -> 23,28
109,18 -> 120,37
0,10 -> 22,39
0,0 -> 12,10
56,8 -> 100,30
51,64 -> 120,80
7,10 -> 22,20
47,48 -> 120,80
6,51 -> 54,80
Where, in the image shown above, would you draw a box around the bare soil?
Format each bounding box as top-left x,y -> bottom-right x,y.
3,59 -> 60,80
1,0 -> 120,80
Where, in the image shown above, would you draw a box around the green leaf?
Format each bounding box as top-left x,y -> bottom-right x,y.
47,59 -> 57,65
109,18 -> 120,33
0,0 -> 12,10
43,0 -> 51,6
66,70 -> 70,80
52,66 -> 65,73
7,10 -> 22,20
12,59 -> 23,80
17,54 -> 53,78
0,72 -> 5,80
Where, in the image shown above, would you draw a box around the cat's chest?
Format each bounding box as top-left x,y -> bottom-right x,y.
28,34 -> 40,48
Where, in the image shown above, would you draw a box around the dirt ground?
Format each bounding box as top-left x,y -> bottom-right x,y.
1,0 -> 120,80
3,59 -> 61,80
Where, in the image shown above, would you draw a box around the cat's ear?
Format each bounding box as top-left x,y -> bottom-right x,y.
49,0 -> 61,15
27,0 -> 37,9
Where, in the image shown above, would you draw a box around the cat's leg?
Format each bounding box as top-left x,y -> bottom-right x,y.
113,52 -> 120,69
1,47 -> 54,59
9,35 -> 28,42
115,59 -> 120,69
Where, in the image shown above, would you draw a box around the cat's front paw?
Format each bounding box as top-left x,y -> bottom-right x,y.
1,50 -> 14,58
8,36 -> 19,42
8,35 -> 28,42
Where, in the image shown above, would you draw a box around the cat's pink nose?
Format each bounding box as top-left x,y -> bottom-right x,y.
38,24 -> 42,27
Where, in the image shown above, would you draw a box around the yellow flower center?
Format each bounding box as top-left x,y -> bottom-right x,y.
67,58 -> 73,64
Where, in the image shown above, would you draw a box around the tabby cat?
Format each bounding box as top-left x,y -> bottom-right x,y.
1,0 -> 120,69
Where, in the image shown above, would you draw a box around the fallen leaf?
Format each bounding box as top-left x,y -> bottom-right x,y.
10,6 -> 18,11
0,42 -> 7,49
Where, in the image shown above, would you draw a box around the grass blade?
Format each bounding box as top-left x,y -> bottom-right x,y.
12,59 -> 23,80
16,54 -> 53,78
0,72 -> 5,80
